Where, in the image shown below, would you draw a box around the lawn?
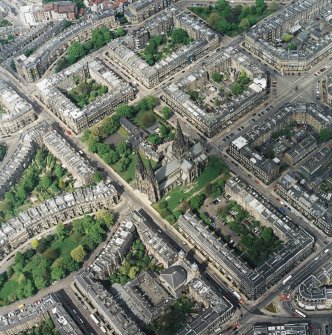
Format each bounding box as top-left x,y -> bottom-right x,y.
46,232 -> 81,259
156,156 -> 228,211
111,151 -> 158,183
117,126 -> 129,138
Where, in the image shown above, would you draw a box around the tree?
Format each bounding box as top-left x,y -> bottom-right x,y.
23,279 -> 35,298
13,252 -> 25,274
116,27 -> 125,37
269,0 -> 279,12
62,255 -> 79,272
39,175 -> 52,190
216,18 -> 231,33
261,227 -> 273,243
141,112 -> 156,128
189,194 -> 205,211
170,28 -> 190,45
31,239 -> 39,250
128,266 -> 139,279
212,72 -> 223,82
231,82 -> 243,95
147,134 -> 162,145
67,41 -> 85,63
116,142 -> 129,156
319,128 -> 331,143
255,0 -> 266,15
95,209 -> 114,226
282,33 -> 293,42
51,266 -> 65,281
34,275 -> 47,290
162,106 -> 172,120
239,18 -> 250,30
159,125 -> 169,138
92,171 -> 103,183
207,12 -> 221,27
56,223 -> 67,241
71,245 -> 86,263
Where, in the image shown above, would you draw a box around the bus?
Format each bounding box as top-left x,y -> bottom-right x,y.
232,290 -> 241,300
295,309 -> 307,318
282,275 -> 293,285
90,313 -> 100,325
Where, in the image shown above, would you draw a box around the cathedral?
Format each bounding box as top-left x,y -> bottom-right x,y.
135,120 -> 207,202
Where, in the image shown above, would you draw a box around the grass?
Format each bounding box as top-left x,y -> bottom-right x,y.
156,156 -> 228,211
265,302 -> 277,313
46,232 -> 81,259
117,126 -> 129,138
111,151 -> 158,183
0,233 -> 83,301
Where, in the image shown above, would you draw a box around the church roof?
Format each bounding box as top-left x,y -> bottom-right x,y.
155,159 -> 181,182
160,265 -> 187,291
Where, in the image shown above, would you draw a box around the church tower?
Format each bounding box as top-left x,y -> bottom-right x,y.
135,151 -> 161,203
172,119 -> 190,159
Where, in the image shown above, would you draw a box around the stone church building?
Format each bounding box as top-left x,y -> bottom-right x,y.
135,120 -> 207,202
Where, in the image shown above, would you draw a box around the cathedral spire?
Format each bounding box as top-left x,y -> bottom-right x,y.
135,150 -> 145,177
146,159 -> 155,180
172,119 -> 189,159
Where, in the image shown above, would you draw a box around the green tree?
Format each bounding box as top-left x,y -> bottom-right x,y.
207,12 -> 221,27
212,72 -> 223,82
116,27 -> 125,37
189,194 -> 205,211
51,266 -> 65,282
67,41 -> 85,63
71,245 -> 86,263
92,171 -> 103,183
239,18 -> 250,30
23,279 -> 35,298
231,82 -> 243,95
170,28 -> 190,45
116,142 -> 129,156
162,106 -> 172,120
13,252 -> 25,274
39,175 -> 52,190
147,134 -> 162,145
255,0 -> 266,15
56,223 -> 67,241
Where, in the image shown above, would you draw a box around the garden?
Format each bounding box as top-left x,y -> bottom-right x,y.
0,147 -> 73,224
109,238 -> 160,286
141,28 -> 192,65
218,200 -> 283,267
66,78 -> 108,109
189,0 -> 277,36
19,318 -> 59,335
54,26 -> 126,73
146,296 -> 195,335
0,212 -> 114,306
